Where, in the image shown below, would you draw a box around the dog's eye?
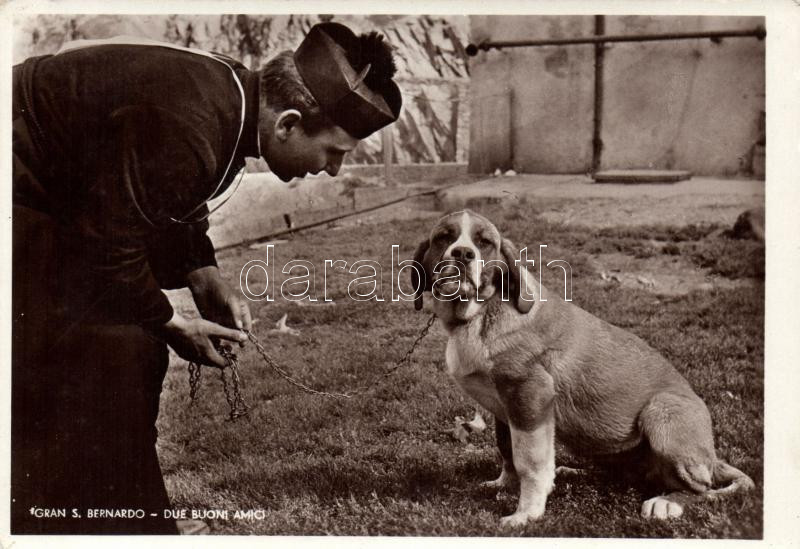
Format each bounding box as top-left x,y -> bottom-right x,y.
435,230 -> 453,241
476,236 -> 493,248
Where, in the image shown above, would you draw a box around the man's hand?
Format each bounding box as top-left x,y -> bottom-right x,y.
187,266 -> 252,341
160,312 -> 247,368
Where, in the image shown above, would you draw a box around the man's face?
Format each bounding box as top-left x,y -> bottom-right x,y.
265,121 -> 360,182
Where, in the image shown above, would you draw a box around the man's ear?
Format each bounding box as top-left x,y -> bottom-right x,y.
274,109 -> 303,141
411,239 -> 431,311
501,238 -> 534,314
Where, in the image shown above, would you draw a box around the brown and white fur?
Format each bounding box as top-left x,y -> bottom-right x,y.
411,210 -> 754,527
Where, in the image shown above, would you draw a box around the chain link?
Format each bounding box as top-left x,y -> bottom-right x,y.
188,361 -> 202,403
246,330 -> 355,398
186,313 -> 437,413
384,313 -> 438,376
187,345 -> 250,421
218,346 -> 250,420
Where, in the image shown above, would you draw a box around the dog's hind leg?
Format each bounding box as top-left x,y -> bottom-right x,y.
637,390 -> 754,519
481,417 -> 518,489
638,390 -> 715,519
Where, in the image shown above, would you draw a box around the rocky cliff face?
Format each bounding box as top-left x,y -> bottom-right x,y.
13,13 -> 470,165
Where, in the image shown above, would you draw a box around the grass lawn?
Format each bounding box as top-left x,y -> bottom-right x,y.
157,200 -> 763,537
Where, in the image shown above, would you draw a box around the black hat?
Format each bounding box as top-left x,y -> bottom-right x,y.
294,22 -> 402,139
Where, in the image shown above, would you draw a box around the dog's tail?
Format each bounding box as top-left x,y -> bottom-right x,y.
706,459 -> 755,498
641,459 -> 755,519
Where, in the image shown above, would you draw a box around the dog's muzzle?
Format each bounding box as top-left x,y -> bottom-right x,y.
432,258 -> 478,299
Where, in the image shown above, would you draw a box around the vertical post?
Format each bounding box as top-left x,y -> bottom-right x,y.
449,84 -> 460,162
382,127 -> 394,184
508,87 -> 515,172
592,15 -> 605,174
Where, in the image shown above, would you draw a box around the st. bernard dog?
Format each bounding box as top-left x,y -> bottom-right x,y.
410,210 -> 753,527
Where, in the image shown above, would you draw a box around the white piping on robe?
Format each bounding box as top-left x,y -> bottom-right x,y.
57,35 -> 247,224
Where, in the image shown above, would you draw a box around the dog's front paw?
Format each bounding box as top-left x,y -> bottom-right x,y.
500,510 -> 540,528
641,496 -> 684,519
481,469 -> 517,490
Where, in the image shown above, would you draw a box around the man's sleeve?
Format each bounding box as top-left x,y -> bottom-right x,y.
72,105 -> 219,327
146,215 -> 217,290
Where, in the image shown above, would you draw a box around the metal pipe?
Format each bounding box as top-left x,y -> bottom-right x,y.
591,15 -> 605,174
465,26 -> 765,55
217,185 -> 460,253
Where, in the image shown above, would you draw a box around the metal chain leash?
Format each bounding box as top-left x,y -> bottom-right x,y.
187,345 -> 250,421
218,347 -> 250,420
245,330 -> 354,398
383,313 -> 438,376
187,313 -> 437,413
188,361 -> 202,401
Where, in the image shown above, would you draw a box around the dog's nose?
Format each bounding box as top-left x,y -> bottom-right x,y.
450,246 -> 476,261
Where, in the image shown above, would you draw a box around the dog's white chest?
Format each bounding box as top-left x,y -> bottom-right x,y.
445,335 -> 483,378
445,335 -> 506,421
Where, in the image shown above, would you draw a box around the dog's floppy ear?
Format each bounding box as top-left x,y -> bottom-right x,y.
411,239 -> 431,311
501,238 -> 534,314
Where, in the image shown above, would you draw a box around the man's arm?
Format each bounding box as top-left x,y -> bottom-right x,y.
145,201 -> 252,335
74,104 -> 245,365
187,265 -> 253,335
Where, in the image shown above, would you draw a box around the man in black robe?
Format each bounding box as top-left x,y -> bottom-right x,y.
12,22 -> 401,534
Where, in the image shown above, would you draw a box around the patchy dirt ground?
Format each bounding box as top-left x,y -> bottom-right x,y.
434,175 -> 764,297
438,174 -> 764,227
585,247 -> 758,297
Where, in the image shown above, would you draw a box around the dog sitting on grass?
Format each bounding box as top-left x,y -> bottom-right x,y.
410,210 -> 754,527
